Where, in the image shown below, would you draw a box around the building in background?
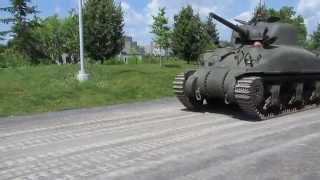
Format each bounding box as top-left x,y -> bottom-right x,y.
119,36 -> 145,63
144,42 -> 169,57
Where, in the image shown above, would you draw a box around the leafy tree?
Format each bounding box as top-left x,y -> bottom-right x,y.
0,0 -> 42,62
250,3 -> 269,23
61,11 -> 79,58
151,7 -> 171,66
32,15 -> 63,62
268,7 -> 307,45
171,6 -> 209,63
32,12 -> 79,63
310,24 -> 320,50
206,15 -> 219,46
84,0 -> 124,64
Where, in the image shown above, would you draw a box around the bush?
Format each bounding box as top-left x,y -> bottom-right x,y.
104,57 -> 125,65
128,55 -> 140,65
142,56 -> 159,64
0,49 -> 30,68
0,45 -> 6,53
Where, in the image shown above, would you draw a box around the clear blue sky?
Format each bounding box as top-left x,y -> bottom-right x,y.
1,0 -> 320,45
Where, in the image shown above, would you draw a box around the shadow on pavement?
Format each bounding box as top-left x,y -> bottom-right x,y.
182,102 -> 261,122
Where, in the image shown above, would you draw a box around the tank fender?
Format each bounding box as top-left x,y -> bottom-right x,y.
205,68 -> 229,98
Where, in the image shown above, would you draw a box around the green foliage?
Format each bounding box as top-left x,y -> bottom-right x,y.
0,0 -> 42,62
151,8 -> 171,54
171,5 -> 209,63
142,56 -> 159,64
309,24 -> 320,50
251,3 -> 269,23
104,57 -> 125,65
84,0 -> 124,63
206,15 -> 219,45
269,7 -> 307,45
0,48 -> 30,68
0,44 -> 6,53
32,12 -> 79,63
0,62 -> 194,117
206,42 -> 218,50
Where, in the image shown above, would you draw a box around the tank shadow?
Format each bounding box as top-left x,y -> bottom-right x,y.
182,103 -> 260,122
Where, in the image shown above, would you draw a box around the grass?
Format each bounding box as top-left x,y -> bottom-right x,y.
0,61 -> 195,117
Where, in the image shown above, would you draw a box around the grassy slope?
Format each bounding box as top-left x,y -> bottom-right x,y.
0,62 -> 194,117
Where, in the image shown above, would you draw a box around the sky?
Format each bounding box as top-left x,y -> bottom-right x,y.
1,0 -> 320,45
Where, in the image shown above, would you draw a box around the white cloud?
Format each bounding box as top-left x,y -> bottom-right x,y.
120,1 -> 150,45
143,0 -> 237,43
297,0 -> 320,34
122,0 -> 320,45
234,11 -> 252,22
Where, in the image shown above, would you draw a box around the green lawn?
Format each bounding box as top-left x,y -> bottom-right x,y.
0,61 -> 195,117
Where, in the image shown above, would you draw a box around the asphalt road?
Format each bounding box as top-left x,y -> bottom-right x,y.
0,98 -> 320,180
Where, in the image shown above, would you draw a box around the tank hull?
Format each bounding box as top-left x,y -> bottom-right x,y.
174,45 -> 320,120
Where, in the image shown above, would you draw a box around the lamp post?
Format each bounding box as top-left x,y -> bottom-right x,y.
77,0 -> 89,82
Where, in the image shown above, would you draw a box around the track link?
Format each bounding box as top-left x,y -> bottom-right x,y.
173,72 -> 202,111
235,76 -> 319,120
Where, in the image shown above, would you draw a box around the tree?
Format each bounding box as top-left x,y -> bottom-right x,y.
250,3 -> 269,23
60,11 -> 79,59
269,7 -> 307,46
206,15 -> 219,46
31,11 -> 79,64
171,5 -> 209,63
32,15 -> 63,63
151,7 -> 171,66
84,0 -> 124,64
0,0 -> 42,62
310,24 -> 320,50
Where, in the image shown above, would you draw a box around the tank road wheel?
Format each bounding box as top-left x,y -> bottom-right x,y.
310,81 -> 320,105
173,71 -> 204,111
235,77 -> 267,120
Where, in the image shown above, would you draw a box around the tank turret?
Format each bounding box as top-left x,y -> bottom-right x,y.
174,8 -> 320,120
209,12 -> 248,41
209,12 -> 295,46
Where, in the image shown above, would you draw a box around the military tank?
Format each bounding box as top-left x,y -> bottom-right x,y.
173,12 -> 320,120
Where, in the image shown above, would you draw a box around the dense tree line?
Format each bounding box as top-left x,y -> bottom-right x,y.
151,6 -> 220,63
0,0 -> 124,64
309,25 -> 320,50
2,0 -> 320,65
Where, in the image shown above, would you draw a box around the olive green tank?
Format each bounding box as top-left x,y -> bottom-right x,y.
173,12 -> 320,120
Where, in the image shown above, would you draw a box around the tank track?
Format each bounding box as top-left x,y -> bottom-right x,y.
173,72 -> 202,111
235,76 -> 319,120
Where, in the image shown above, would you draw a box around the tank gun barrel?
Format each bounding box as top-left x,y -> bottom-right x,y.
209,12 -> 248,39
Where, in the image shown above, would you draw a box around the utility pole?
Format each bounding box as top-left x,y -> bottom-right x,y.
77,0 -> 89,82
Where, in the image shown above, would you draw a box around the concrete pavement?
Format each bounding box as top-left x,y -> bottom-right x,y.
0,98 -> 319,180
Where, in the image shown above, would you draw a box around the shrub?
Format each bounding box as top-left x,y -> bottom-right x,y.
0,49 -> 30,68
104,57 -> 125,65
142,56 -> 159,64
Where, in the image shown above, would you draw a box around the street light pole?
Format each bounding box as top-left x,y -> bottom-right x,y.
77,0 -> 89,82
